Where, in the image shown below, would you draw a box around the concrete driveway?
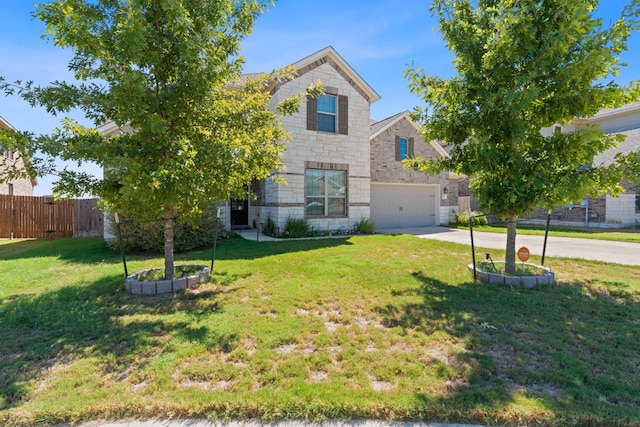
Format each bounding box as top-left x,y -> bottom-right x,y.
378,227 -> 640,266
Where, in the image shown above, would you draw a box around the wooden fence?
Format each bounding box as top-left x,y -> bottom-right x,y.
0,195 -> 103,239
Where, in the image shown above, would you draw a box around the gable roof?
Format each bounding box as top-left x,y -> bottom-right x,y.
370,111 -> 449,158
290,46 -> 381,104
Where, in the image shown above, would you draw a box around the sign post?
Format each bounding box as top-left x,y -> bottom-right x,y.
517,246 -> 530,274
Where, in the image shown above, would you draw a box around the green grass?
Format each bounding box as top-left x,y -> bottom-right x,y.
1,236 -> 639,426
456,223 -> 640,243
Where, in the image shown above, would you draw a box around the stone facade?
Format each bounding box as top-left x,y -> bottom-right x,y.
246,47 -> 380,232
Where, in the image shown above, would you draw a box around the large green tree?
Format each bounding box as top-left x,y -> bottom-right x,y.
406,0 -> 640,273
1,0 -> 316,279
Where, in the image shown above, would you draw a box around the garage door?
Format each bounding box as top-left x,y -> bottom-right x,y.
370,184 -> 437,229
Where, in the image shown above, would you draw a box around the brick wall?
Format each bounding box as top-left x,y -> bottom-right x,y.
370,117 -> 455,208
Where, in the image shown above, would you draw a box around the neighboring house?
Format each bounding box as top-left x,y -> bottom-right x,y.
523,101 -> 640,227
454,102 -> 640,228
0,115 -> 36,196
369,111 -> 461,228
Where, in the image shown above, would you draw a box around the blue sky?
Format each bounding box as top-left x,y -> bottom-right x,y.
1,0 -> 639,195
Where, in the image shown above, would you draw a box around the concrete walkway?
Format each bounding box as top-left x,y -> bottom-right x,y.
378,226 -> 640,266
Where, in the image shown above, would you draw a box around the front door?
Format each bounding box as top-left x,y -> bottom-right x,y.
230,199 -> 249,229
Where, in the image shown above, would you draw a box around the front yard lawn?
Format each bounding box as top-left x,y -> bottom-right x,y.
1,236 -> 639,426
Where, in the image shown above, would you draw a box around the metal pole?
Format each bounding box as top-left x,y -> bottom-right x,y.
210,208 -> 221,271
114,213 -> 128,277
469,208 -> 477,281
541,209 -> 551,265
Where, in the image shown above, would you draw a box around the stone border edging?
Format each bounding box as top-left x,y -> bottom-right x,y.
125,264 -> 210,295
468,263 -> 555,289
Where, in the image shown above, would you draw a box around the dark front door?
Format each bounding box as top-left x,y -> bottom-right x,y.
230,199 -> 249,229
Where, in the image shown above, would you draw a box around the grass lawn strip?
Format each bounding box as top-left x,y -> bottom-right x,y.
461,223 -> 640,243
0,236 -> 639,426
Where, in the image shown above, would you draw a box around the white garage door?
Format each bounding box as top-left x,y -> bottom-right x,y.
371,184 -> 437,229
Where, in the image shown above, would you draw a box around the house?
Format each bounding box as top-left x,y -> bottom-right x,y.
240,46 -> 380,232
525,101 -> 640,227
0,115 -> 36,196
101,46 -> 456,237
369,111 -> 460,228
241,47 -> 457,232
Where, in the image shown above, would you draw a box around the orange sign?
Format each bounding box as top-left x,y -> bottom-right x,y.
517,247 -> 530,262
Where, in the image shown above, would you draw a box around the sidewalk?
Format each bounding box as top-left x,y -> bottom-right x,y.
76,419 -> 487,427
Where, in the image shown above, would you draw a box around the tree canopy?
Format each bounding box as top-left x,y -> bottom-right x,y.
1,0 -> 318,279
406,0 -> 640,272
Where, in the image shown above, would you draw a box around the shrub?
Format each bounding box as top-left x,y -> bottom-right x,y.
262,215 -> 279,237
283,217 -> 309,238
108,205 -> 226,253
456,211 -> 488,227
355,218 -> 375,234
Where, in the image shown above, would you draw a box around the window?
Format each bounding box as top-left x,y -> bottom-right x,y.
395,136 -> 415,161
399,138 -> 408,160
317,95 -> 336,133
7,183 -> 13,195
305,169 -> 347,217
307,93 -> 348,134
636,181 -> 640,212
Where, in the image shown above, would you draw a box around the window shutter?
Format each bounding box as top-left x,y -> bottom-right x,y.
307,95 -> 318,131
338,95 -> 348,135
395,135 -> 401,161
408,137 -> 415,158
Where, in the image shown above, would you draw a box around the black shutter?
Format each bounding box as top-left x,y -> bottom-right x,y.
395,135 -> 400,161
408,137 -> 415,158
338,95 -> 348,135
307,95 -> 317,131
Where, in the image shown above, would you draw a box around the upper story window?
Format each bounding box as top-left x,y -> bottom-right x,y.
317,95 -> 336,133
395,136 -> 414,161
307,90 -> 348,135
399,137 -> 408,160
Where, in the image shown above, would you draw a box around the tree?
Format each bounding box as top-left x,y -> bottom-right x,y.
406,0 -> 640,273
1,0 -> 317,279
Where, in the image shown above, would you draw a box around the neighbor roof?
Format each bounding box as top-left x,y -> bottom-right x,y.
594,127 -> 640,166
574,101 -> 640,124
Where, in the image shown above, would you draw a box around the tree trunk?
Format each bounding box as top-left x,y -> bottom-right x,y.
164,206 -> 175,280
505,213 -> 518,274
